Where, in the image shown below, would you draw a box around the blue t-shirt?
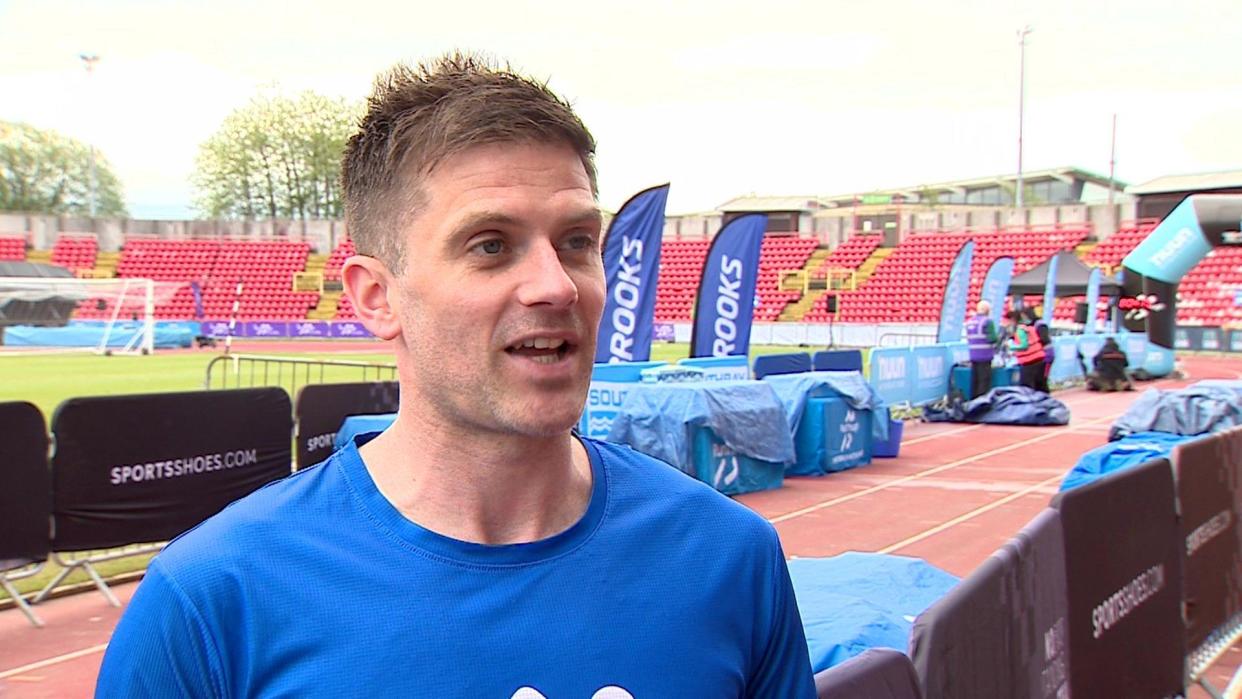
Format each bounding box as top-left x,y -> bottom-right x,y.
96,436 -> 814,698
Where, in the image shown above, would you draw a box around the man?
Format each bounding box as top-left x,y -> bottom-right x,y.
1007,308 -> 1045,391
96,54 -> 815,698
1087,337 -> 1133,391
964,300 -> 999,399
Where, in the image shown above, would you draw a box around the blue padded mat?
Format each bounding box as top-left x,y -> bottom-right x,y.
607,380 -> 795,467
1110,385 -> 1242,441
4,322 -> 194,348
922,386 -> 1069,426
1061,431 -> 1198,491
763,371 -> 890,444
790,552 -> 960,673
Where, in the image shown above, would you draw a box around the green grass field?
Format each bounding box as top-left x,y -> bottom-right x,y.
1,340 -> 864,599
1,342 -> 851,420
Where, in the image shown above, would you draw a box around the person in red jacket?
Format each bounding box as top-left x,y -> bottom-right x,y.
1007,309 -> 1046,391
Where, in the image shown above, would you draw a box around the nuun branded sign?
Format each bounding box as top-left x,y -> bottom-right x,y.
869,348 -> 913,406
690,214 -> 766,359
595,185 -> 668,364
912,346 -> 950,405
1123,199 -> 1212,284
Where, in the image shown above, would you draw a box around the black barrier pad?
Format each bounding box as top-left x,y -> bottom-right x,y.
813,648 -> 923,699
294,381 -> 398,470
1051,458 -> 1185,699
1176,430 -> 1242,650
51,388 -> 292,551
0,401 -> 50,561
909,509 -> 1069,699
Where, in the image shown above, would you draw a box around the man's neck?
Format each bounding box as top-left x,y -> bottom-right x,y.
357,411 -> 594,546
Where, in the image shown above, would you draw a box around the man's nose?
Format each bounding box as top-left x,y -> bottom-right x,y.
515,241 -> 578,308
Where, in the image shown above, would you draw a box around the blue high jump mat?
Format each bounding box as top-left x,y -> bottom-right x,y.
790,552 -> 959,673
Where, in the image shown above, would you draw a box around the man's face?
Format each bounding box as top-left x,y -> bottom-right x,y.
390,141 -> 604,438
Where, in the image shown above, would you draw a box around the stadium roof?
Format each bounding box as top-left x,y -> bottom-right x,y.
1125,169 -> 1242,196
716,195 -> 829,212
817,166 -> 1122,206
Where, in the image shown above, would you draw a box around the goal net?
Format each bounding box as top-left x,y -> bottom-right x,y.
0,277 -> 185,355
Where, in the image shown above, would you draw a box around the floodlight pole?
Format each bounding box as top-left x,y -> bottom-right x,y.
80,54 -> 100,218
1108,113 -> 1117,207
1016,26 -> 1032,209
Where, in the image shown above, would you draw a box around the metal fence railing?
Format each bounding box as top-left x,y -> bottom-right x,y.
204,353 -> 397,394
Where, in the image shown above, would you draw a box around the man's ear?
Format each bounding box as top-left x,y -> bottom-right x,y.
341,255 -> 402,341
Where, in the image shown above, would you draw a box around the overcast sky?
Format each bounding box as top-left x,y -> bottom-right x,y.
2,0 -> 1239,219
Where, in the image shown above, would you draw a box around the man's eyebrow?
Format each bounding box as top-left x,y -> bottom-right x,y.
448,208 -> 603,240
563,207 -> 604,229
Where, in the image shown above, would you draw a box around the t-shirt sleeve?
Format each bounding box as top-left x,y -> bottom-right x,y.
95,559 -> 224,699
746,535 -> 816,698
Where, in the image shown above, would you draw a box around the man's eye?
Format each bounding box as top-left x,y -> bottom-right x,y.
562,234 -> 597,251
475,239 -> 504,255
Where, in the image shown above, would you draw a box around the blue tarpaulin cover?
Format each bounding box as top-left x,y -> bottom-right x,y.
791,552 -> 960,673
763,371 -> 890,443
1060,431 -> 1198,491
1109,384 -> 1242,441
607,380 -> 795,467
922,386 -> 1069,426
3,322 -> 194,348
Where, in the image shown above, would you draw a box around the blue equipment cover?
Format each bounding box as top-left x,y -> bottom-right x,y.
607,380 -> 795,467
1109,385 -> 1242,441
335,413 -> 396,450
1060,431 -> 1197,492
922,386 -> 1069,426
763,371 -> 890,443
790,552 -> 960,673
4,321 -> 194,348
752,352 -> 812,379
812,350 -> 863,372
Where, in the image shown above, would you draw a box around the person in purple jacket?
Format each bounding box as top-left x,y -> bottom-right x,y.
964,300 -> 999,399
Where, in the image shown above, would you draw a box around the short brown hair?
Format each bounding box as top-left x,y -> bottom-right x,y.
341,52 -> 598,270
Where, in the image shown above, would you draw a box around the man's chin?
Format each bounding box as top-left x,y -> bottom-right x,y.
498,401 -> 586,439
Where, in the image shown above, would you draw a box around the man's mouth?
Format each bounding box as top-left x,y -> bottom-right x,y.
505,337 -> 573,365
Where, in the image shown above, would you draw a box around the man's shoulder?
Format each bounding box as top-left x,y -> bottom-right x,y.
587,438 -> 778,538
155,457 -> 341,573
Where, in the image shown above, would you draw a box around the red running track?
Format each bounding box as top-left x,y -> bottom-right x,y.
3,355 -> 1240,697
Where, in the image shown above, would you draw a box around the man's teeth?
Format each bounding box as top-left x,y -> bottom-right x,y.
529,354 -> 560,364
515,337 -> 566,350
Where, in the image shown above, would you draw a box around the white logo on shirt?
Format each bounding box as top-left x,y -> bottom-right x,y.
512,687 -> 634,698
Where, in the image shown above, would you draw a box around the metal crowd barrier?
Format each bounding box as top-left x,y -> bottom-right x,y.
204,353 -> 397,393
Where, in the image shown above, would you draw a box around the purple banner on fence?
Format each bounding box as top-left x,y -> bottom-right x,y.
201,320 -> 234,338
246,321 -> 289,338
331,321 -> 374,338
654,323 -> 675,342
290,321 -> 331,338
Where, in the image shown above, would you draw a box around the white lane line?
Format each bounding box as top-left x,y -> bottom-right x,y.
768,412 -> 1116,525
877,473 -> 1064,554
0,643 -> 108,680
